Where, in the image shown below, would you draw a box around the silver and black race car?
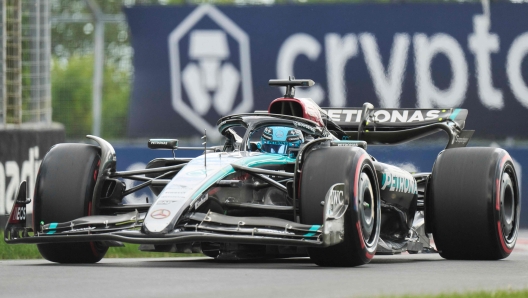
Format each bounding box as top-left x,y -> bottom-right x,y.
5,78 -> 521,266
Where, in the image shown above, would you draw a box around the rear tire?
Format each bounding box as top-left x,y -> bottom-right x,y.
429,147 -> 520,260
34,144 -> 108,263
300,146 -> 380,267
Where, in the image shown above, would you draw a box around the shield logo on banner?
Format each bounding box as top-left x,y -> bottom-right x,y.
168,5 -> 253,138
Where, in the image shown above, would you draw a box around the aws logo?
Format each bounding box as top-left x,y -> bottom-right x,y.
168,5 -> 253,137
326,183 -> 346,215
330,189 -> 344,206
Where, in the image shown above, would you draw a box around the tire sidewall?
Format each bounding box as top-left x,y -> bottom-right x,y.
346,157 -> 381,262
430,147 -> 520,260
493,155 -> 520,258
34,144 -> 100,229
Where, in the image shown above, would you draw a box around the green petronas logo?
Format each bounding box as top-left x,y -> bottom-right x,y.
380,171 -> 417,194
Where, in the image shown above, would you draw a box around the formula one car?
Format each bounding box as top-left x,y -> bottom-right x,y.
5,78 -> 521,266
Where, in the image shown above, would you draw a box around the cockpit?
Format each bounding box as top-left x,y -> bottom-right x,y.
217,114 -> 330,157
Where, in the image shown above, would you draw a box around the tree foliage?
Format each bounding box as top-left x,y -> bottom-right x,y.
52,55 -> 130,140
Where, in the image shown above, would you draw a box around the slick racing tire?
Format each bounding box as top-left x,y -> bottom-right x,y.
300,146 -> 380,267
34,144 -> 108,263
429,147 -> 520,260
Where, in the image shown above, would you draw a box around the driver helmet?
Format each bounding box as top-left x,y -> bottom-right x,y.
260,126 -> 304,156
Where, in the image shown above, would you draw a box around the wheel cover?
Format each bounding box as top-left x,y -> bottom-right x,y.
358,172 -> 375,243
500,168 -> 518,245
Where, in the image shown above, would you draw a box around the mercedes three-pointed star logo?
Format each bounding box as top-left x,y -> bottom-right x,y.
151,209 -> 171,219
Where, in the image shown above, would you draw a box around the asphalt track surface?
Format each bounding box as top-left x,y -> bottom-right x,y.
1,231 -> 527,298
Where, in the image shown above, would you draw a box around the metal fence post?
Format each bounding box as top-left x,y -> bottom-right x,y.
42,0 -> 51,124
0,0 -> 5,126
85,0 -> 104,137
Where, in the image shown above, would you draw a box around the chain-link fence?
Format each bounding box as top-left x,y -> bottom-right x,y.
50,0 -> 134,140
51,20 -> 129,140
0,0 -> 51,127
0,1 -> 4,125
0,0 -> 133,138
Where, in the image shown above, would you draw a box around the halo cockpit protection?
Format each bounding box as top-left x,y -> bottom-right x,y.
259,126 -> 304,157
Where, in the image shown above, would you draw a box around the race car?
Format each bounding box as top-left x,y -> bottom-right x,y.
5,78 -> 521,267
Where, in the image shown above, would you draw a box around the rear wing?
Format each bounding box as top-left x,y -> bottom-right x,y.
321,107 -> 472,148
264,78 -> 471,148
323,108 -> 467,131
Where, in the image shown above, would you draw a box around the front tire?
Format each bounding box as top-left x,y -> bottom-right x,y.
34,144 -> 108,263
429,147 -> 520,260
300,146 -> 380,267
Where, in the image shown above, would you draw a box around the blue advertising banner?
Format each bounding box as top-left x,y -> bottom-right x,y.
0,128 -> 65,228
125,3 -> 528,139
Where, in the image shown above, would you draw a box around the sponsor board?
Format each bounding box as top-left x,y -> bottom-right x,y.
1,147 -> 40,217
127,4 -> 528,138
0,128 -> 64,228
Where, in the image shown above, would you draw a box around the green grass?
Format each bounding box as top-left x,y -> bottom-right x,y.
394,289 -> 528,298
105,245 -> 202,258
0,230 -> 203,259
0,232 -> 42,260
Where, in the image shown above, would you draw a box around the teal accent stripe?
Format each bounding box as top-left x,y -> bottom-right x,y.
190,154 -> 295,202
381,173 -> 386,187
47,223 -> 58,235
309,225 -> 321,231
303,225 -> 321,237
449,108 -> 461,120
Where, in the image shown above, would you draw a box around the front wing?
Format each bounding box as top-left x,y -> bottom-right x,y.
5,182 -> 346,249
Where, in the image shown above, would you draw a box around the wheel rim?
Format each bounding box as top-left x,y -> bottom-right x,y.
500,170 -> 517,243
358,172 -> 375,242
